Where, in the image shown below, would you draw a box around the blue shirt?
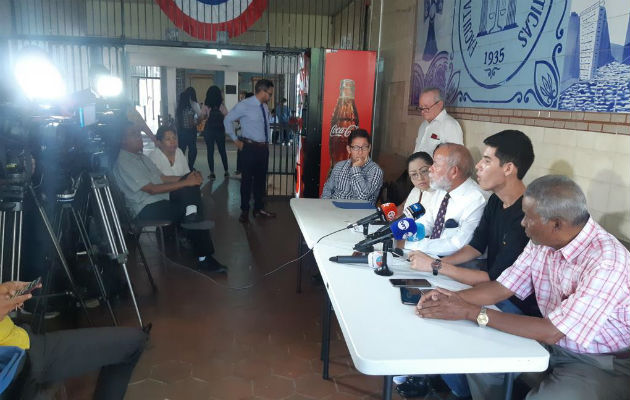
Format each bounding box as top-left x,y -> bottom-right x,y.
224,95 -> 270,142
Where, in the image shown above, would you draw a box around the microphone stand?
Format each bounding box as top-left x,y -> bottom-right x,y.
374,239 -> 394,276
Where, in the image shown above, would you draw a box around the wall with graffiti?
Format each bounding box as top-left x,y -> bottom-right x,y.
409,0 -> 630,113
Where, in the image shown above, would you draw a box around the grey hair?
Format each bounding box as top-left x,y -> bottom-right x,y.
421,87 -> 443,103
435,143 -> 474,179
524,175 -> 590,226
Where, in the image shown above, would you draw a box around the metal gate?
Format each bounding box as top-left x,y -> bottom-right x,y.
262,51 -> 302,198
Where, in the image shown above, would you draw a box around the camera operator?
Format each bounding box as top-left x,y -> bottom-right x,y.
112,122 -> 227,272
0,281 -> 146,399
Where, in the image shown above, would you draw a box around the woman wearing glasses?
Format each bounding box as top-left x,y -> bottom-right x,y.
403,151 -> 435,211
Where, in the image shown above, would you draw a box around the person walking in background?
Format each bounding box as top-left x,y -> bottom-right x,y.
175,87 -> 201,170
201,86 -> 229,179
276,97 -> 290,145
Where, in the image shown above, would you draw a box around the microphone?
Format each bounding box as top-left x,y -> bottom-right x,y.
405,222 -> 426,242
368,203 -> 426,239
354,218 -> 417,250
346,202 -> 397,228
329,255 -> 368,263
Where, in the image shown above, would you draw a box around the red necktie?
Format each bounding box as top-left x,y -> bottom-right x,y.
430,193 -> 451,239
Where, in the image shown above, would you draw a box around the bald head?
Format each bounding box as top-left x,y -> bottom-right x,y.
429,143 -> 474,191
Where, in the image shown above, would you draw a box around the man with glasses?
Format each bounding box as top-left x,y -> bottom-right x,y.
321,129 -> 383,204
414,88 -> 463,155
225,79 -> 276,223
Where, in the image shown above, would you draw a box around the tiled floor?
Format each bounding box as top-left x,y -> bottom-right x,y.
62,142 -> 429,399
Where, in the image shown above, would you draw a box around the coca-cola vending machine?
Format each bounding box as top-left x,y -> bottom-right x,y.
319,50 -> 377,195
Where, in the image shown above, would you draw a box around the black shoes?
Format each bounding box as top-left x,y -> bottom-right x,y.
396,376 -> 431,398
253,209 -> 276,218
182,212 -> 202,224
239,212 -> 249,223
198,256 -> 227,273
209,173 -> 216,179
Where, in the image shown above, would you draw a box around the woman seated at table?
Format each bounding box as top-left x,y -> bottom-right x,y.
148,125 -> 190,177
401,151 -> 435,212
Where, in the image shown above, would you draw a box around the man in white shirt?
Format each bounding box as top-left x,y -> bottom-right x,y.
414,88 -> 463,155
404,143 -> 486,257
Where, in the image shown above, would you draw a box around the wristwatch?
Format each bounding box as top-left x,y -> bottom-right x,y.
476,307 -> 489,327
431,258 -> 442,276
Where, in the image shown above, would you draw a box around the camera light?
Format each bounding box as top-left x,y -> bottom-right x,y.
14,52 -> 66,101
95,75 -> 123,98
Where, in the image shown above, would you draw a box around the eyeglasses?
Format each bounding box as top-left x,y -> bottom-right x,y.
264,89 -> 273,96
349,145 -> 370,152
416,100 -> 441,113
409,168 -> 430,180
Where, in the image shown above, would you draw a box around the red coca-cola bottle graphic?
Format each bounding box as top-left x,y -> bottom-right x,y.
329,79 -> 359,168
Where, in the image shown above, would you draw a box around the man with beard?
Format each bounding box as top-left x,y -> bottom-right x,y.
403,143 -> 486,256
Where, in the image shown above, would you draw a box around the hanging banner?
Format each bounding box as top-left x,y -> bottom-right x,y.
320,50 -> 377,196
156,0 -> 267,41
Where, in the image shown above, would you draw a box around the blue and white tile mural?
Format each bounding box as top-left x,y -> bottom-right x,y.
409,0 -> 630,113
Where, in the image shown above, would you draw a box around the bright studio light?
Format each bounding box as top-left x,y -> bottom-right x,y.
14,51 -> 66,101
95,75 -> 123,98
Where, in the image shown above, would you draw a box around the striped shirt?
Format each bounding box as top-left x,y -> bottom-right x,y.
321,159 -> 383,204
497,218 -> 630,354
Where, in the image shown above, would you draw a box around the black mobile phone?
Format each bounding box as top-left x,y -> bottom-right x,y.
400,287 -> 430,305
389,278 -> 431,288
11,277 -> 42,299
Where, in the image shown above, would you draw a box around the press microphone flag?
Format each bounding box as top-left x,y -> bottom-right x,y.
353,217 -> 417,250
368,202 -> 425,239
346,202 -> 397,228
406,222 -> 426,242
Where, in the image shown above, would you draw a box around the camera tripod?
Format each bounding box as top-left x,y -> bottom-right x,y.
0,172 -> 93,326
87,172 -> 145,328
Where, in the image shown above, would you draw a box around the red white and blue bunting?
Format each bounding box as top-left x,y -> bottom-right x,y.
156,0 -> 268,41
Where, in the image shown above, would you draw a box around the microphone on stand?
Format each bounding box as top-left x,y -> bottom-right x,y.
345,202 -> 397,229
367,203 -> 425,239
354,218 -> 418,251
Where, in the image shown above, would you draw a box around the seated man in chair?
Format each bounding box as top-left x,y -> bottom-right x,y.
113,122 -> 226,272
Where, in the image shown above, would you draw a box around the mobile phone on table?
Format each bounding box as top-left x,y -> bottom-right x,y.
11,277 -> 42,299
389,278 -> 431,288
400,287 -> 430,305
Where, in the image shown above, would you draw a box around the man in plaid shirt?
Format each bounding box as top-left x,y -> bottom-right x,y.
321,129 -> 383,204
416,175 -> 629,400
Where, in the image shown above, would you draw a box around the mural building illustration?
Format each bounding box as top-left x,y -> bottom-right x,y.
409,0 -> 630,113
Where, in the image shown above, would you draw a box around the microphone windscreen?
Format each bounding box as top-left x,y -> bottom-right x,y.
405,202 -> 426,219
380,203 -> 398,222
406,222 -> 426,242
390,218 -> 418,240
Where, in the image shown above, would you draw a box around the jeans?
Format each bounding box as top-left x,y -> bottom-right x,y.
178,128 -> 198,170
204,130 -> 228,173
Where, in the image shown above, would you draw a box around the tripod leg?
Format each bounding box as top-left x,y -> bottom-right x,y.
133,233 -> 157,291
70,206 -> 119,326
29,185 -> 93,326
120,261 -> 144,327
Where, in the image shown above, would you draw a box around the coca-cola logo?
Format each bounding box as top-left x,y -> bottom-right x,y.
329,124 -> 358,137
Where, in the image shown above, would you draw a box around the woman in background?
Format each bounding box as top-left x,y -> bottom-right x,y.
175,87 -> 201,170
201,86 -> 229,179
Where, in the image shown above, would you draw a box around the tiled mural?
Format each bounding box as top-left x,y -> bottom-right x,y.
409,0 -> 630,112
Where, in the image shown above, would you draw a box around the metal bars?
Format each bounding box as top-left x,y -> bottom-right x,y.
6,0 -> 371,51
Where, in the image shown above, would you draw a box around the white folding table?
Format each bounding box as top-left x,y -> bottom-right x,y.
291,198 -> 549,399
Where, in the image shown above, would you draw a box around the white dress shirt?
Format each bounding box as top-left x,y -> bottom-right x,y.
405,178 -> 486,256
148,148 -> 190,177
403,187 -> 436,214
414,109 -> 464,155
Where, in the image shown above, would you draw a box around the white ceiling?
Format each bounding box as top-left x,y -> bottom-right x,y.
126,45 -> 263,73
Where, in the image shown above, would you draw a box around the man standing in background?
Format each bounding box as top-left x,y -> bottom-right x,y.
224,80 -> 277,224
414,88 -> 463,155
